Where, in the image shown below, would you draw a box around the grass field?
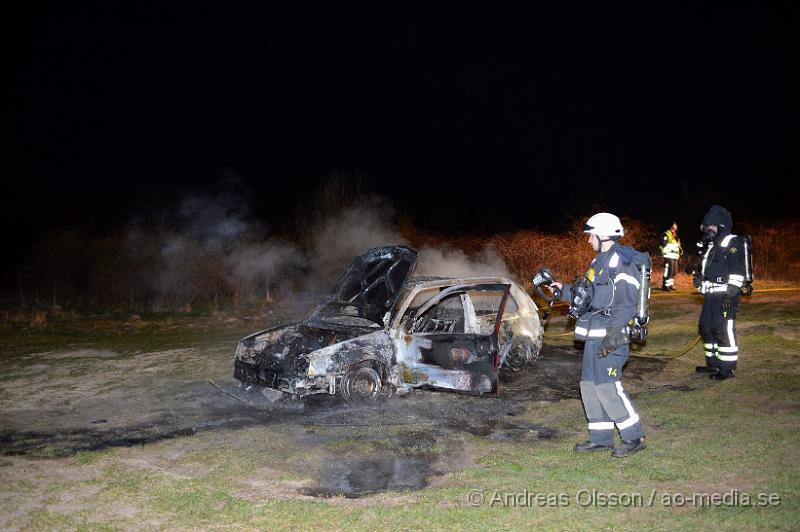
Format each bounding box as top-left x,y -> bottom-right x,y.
1,284 -> 799,530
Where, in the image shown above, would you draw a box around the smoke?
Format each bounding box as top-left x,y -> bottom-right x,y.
155,236 -> 204,310
126,176 -> 514,313
306,198 -> 408,286
175,187 -> 259,249
125,177 -> 307,311
225,242 -> 305,284
415,245 -> 512,278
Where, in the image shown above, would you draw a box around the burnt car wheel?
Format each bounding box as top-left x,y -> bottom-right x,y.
503,336 -> 539,372
342,364 -> 384,403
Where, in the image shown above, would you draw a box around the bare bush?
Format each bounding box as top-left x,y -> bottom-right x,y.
30,310 -> 47,327
741,220 -> 800,282
9,191 -> 798,315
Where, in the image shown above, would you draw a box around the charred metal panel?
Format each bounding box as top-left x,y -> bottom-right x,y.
387,283 -> 509,395
234,322 -> 372,394
505,283 -> 543,339
307,331 -> 395,377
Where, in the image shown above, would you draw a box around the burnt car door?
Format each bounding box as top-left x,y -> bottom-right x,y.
400,283 -> 510,395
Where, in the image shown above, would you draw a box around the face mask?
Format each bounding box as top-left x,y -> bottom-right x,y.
701,226 -> 716,242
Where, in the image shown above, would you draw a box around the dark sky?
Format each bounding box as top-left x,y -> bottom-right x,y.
7,3 -> 798,254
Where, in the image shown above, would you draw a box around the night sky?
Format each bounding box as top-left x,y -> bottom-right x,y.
7,3 -> 798,255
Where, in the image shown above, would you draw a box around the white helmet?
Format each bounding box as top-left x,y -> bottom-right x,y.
584,212 -> 624,238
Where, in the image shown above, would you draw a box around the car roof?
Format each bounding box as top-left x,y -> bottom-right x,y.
406,275 -> 518,289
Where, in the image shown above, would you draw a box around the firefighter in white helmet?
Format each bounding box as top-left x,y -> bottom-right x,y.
547,213 -> 647,457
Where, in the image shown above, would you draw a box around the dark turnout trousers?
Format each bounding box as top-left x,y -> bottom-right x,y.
662,258 -> 677,289
699,293 -> 739,371
581,340 -> 645,446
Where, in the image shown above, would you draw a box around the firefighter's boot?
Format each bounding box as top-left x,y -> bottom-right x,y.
612,438 -> 646,458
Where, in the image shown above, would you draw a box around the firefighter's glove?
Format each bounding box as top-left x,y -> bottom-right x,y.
721,295 -> 733,317
721,285 -> 739,317
599,328 -> 627,357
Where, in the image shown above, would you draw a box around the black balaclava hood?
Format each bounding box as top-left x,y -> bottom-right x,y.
701,205 -> 733,241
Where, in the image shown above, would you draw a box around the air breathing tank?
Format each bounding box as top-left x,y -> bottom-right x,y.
630,255 -> 651,343
741,234 -> 754,296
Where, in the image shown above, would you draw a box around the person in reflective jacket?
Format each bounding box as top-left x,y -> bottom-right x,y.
547,213 -> 646,457
694,205 -> 746,380
660,222 -> 682,290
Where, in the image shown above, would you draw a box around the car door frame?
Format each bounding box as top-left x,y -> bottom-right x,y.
399,283 -> 511,396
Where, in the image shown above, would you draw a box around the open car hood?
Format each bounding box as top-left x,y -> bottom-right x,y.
310,245 -> 418,326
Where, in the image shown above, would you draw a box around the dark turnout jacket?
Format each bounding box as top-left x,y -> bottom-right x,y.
700,228 -> 747,296
561,244 -> 643,342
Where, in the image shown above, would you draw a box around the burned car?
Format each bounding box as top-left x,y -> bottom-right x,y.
234,246 -> 543,401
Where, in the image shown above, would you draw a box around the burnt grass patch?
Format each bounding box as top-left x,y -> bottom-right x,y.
0,344 -> 667,456
0,342 -> 667,496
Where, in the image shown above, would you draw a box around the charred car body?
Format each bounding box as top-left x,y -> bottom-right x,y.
234,246 -> 543,401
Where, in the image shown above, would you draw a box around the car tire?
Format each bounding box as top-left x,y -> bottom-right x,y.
341,363 -> 385,403
503,336 -> 540,372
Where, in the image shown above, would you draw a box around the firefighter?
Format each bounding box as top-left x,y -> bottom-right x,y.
548,213 -> 646,457
694,205 -> 746,380
659,222 -> 682,290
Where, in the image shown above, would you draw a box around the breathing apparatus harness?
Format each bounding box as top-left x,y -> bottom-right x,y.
694,225 -> 754,296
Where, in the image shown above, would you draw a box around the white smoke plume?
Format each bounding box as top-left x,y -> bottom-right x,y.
226,242 -> 305,283
126,177 -> 306,311
304,199 -> 513,285
173,181 -> 261,249
128,176 -> 514,312
306,199 -> 408,285
415,245 -> 512,278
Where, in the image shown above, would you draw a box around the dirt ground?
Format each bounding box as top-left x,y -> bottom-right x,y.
2,286 -> 798,529
0,335 -> 666,498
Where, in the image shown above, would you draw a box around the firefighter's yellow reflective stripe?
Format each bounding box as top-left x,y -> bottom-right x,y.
614,273 -> 640,289
729,274 -> 745,281
586,267 -> 596,281
729,278 -> 743,287
703,343 -> 714,348
609,253 -> 619,268
614,382 -> 639,430
704,351 -> 715,358
716,354 -> 739,361
717,346 -> 738,353
720,234 -> 736,247
588,422 -> 614,430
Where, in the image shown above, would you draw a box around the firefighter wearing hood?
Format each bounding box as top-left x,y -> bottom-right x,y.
547,213 -> 647,457
695,205 -> 746,380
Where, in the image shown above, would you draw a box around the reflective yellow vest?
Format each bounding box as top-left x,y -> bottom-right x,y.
660,230 -> 682,259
